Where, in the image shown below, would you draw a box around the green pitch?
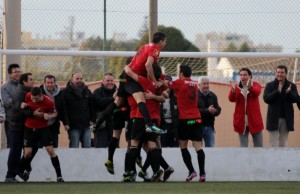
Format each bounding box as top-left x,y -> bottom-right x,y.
1,182 -> 299,194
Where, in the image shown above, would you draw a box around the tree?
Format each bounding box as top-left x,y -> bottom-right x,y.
137,25 -> 199,52
239,42 -> 251,52
223,43 -> 238,52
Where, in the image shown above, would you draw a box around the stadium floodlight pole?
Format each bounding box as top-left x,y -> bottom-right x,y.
292,58 -> 298,83
149,0 -> 158,43
103,0 -> 107,76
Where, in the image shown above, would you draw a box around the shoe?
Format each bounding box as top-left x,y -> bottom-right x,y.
105,160 -> 114,174
199,174 -> 206,182
163,166 -> 174,182
150,169 -> 163,182
186,171 -> 197,182
138,170 -> 151,182
4,177 -> 19,183
123,171 -> 136,182
18,170 -> 30,182
57,177 -> 65,182
145,125 -> 167,134
136,156 -> 143,169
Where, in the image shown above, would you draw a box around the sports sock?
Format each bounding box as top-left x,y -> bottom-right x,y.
197,149 -> 206,175
137,102 -> 153,127
181,148 -> 195,173
158,148 -> 169,170
129,147 -> 139,173
96,102 -> 117,128
51,156 -> 62,177
20,156 -> 31,173
141,152 -> 151,172
124,152 -> 130,172
149,148 -> 160,173
108,137 -> 119,162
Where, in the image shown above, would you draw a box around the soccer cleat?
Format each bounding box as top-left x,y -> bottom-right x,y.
145,125 -> 167,134
138,170 -> 151,182
199,174 -> 206,182
186,171 -> 197,182
150,169 -> 163,182
163,166 -> 174,182
105,160 -> 114,174
4,177 -> 19,183
136,156 -> 143,169
18,170 -> 30,182
123,171 -> 136,182
57,177 -> 65,182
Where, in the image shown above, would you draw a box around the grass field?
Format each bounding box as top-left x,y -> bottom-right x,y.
0,182 -> 300,194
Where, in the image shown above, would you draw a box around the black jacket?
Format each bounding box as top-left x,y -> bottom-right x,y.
198,90 -> 221,128
8,85 -> 33,130
263,79 -> 298,131
92,84 -> 116,130
61,81 -> 95,129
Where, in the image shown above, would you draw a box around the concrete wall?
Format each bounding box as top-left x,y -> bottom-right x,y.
1,148 -> 300,182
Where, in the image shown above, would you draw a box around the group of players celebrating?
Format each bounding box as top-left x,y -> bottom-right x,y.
97,32 -> 206,182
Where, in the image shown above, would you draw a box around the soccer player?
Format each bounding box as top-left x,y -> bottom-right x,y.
123,63 -> 166,182
95,32 -> 167,134
164,65 -> 206,182
19,87 -> 64,182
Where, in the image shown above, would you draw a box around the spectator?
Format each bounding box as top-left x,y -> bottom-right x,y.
229,68 -> 264,147
264,65 -> 298,147
40,75 -> 64,148
160,75 -> 179,147
198,77 -> 221,147
4,73 -> 37,182
61,72 -> 95,148
0,100 -> 5,124
1,64 -> 21,148
92,73 -> 117,148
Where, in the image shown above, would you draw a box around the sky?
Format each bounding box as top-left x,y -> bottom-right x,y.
2,0 -> 300,52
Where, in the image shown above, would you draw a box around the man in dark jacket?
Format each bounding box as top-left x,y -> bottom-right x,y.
92,73 -> 117,148
40,75 -> 64,148
61,72 -> 95,148
198,77 -> 221,147
5,73 -> 40,182
263,65 -> 299,147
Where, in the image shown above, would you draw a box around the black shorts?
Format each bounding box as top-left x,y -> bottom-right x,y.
24,126 -> 54,147
112,106 -> 130,130
131,118 -> 158,142
178,119 -> 203,141
117,71 -> 144,97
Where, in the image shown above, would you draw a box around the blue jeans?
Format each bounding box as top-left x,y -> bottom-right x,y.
68,128 -> 91,148
202,125 -> 215,147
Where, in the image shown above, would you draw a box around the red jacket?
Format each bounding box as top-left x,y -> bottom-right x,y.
228,81 -> 264,134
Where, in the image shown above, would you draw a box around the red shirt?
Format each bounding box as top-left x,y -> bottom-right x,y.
129,43 -> 161,77
168,78 -> 201,119
135,76 -> 161,120
127,96 -> 137,119
25,93 -> 55,129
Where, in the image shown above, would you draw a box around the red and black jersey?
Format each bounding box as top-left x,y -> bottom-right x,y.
135,76 -> 162,120
25,93 -> 55,129
168,78 -> 201,119
129,43 -> 161,77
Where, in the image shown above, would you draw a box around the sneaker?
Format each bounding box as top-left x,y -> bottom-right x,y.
4,177 -> 19,183
136,156 -> 143,169
138,170 -> 151,182
105,160 -> 114,174
123,171 -> 136,182
57,177 -> 65,182
186,171 -> 197,182
145,125 -> 167,134
163,166 -> 174,182
199,174 -> 206,182
18,170 -> 30,182
150,169 -> 163,182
